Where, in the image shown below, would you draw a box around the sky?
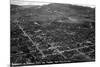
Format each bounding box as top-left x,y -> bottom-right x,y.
11,0 -> 96,8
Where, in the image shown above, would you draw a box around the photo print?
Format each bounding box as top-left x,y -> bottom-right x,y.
10,0 -> 95,66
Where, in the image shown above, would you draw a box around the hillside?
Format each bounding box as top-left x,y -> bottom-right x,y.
11,3 -> 95,66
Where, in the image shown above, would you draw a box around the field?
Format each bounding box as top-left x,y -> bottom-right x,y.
10,3 -> 95,66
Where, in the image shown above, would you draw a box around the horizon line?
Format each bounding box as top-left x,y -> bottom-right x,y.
11,0 -> 96,8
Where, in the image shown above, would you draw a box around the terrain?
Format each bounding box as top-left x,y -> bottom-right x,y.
10,3 -> 95,66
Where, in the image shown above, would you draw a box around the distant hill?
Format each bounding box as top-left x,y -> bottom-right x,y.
11,3 -> 95,24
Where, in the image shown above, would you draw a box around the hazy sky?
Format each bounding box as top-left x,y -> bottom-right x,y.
11,0 -> 50,5
11,0 -> 96,7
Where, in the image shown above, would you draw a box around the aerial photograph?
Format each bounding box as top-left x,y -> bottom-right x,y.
10,0 -> 95,66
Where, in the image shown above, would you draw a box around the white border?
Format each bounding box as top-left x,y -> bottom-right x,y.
0,0 -> 98,67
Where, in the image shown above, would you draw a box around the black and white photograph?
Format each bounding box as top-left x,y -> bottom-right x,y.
10,0 -> 95,67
